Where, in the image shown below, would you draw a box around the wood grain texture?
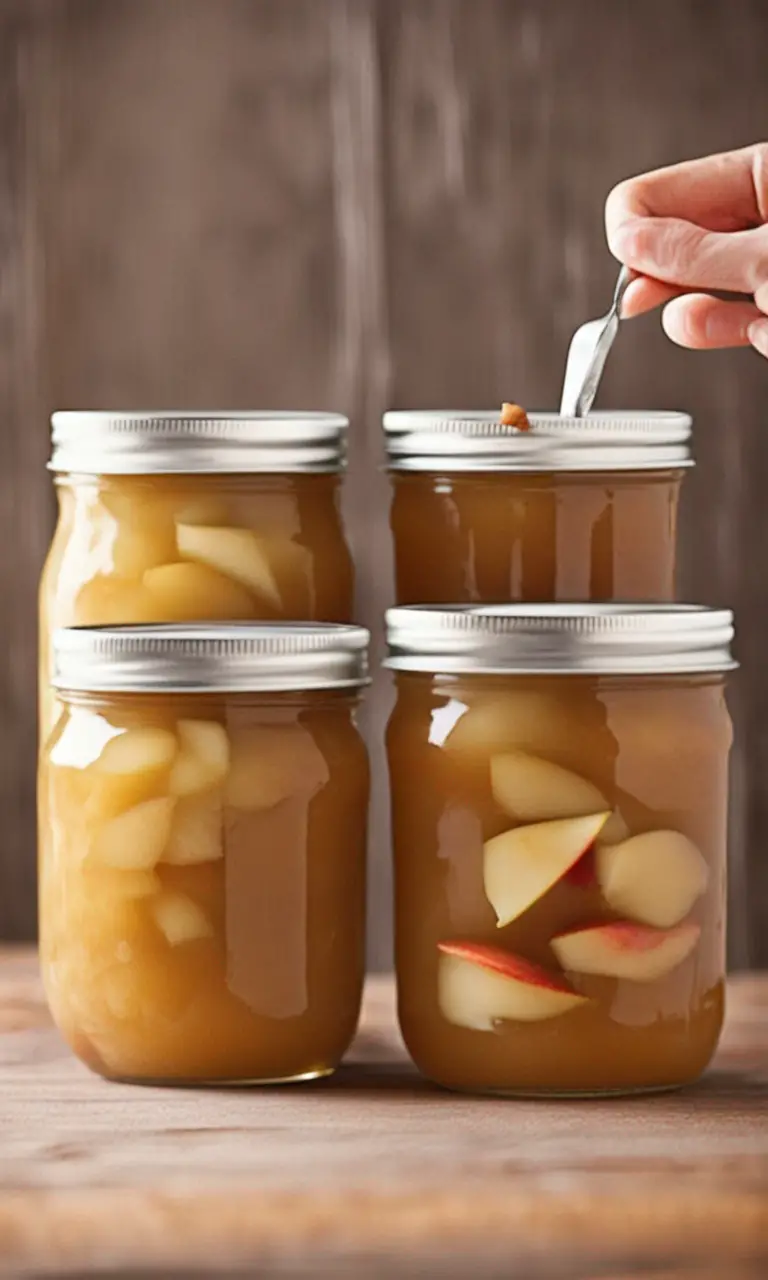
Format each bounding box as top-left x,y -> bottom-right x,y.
2,0 -> 768,966
0,950 -> 766,1278
0,0 -> 52,942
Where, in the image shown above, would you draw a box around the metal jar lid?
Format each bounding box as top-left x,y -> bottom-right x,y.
49,411 -> 349,475
382,410 -> 692,472
53,624 -> 370,693
385,605 -> 736,675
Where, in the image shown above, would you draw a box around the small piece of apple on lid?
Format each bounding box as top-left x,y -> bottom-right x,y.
596,830 -> 708,928
484,810 -> 610,926
551,920 -> 700,983
438,940 -> 588,1030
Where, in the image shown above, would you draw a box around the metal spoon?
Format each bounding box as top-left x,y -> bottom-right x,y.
559,265 -> 632,418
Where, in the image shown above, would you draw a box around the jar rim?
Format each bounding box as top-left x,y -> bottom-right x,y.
53,624 -> 371,693
49,411 -> 349,475
385,605 -> 736,675
383,410 -> 692,472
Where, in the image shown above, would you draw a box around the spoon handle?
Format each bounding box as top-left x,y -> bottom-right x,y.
560,265 -> 632,418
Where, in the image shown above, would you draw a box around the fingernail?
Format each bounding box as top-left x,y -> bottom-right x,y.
705,309 -> 749,344
748,318 -> 768,357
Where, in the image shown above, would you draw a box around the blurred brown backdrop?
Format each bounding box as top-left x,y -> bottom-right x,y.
1,0 -> 767,967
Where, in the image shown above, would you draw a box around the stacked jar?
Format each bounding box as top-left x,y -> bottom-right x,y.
38,412 -> 370,1085
382,409 -> 737,1096
40,411 -> 356,737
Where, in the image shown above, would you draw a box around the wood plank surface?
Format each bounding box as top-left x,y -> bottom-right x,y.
0,949 -> 766,1278
2,0 -> 768,968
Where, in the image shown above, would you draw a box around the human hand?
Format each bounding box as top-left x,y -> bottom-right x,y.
605,143 -> 768,358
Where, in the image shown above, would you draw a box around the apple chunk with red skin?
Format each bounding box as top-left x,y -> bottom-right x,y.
596,830 -> 708,928
484,811 -> 610,926
551,920 -> 700,983
437,941 -> 588,1030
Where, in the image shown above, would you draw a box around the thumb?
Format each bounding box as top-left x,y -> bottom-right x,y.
609,216 -> 768,299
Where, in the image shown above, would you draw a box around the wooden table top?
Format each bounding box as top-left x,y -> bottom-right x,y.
0,948 -> 766,1278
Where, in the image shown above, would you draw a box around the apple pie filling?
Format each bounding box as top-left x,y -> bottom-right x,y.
386,606 -> 734,1096
39,624 -> 370,1085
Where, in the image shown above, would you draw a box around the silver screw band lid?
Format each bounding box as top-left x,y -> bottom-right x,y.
385,605 -> 735,675
50,411 -> 349,475
383,410 -> 692,472
53,624 -> 370,693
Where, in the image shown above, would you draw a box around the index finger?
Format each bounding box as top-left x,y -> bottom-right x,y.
606,143 -> 768,238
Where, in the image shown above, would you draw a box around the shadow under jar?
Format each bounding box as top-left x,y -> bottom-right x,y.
40,411 -> 355,740
383,411 -> 692,605
385,605 -> 735,1097
39,623 -> 370,1085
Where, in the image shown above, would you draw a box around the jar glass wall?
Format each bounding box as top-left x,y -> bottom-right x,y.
40,413 -> 354,740
390,469 -> 683,604
386,606 -> 734,1097
39,624 -> 369,1085
384,411 -> 692,605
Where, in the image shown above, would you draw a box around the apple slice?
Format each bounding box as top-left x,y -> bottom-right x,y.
163,792 -> 223,865
225,725 -> 329,810
445,691 -> 574,758
110,511 -> 177,577
596,831 -> 709,928
95,728 -> 178,777
143,562 -> 256,621
563,847 -> 596,888
73,574 -> 160,625
151,891 -> 213,945
484,811 -> 610,926
490,751 -> 608,823
93,797 -> 176,870
169,720 -> 230,797
551,920 -> 701,982
438,940 -> 588,1030
176,523 -> 282,609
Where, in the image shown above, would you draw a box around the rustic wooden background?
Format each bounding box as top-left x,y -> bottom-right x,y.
1,0 -> 767,968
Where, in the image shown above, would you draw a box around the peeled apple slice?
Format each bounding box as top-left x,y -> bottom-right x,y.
176,524 -> 283,609
95,728 -> 178,777
93,797 -> 176,870
163,793 -> 223,865
110,512 -> 177,577
552,920 -> 701,983
438,940 -> 588,1030
490,751 -> 609,823
484,811 -> 610,926
225,726 -> 329,810
444,692 -> 574,758
73,574 -> 160,625
152,891 -> 213,945
143,562 -> 256,621
597,830 -> 709,928
169,720 -> 230,797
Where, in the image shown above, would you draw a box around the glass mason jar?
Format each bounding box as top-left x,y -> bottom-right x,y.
40,411 -> 355,740
40,623 -> 370,1085
383,411 -> 692,605
385,605 -> 735,1097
